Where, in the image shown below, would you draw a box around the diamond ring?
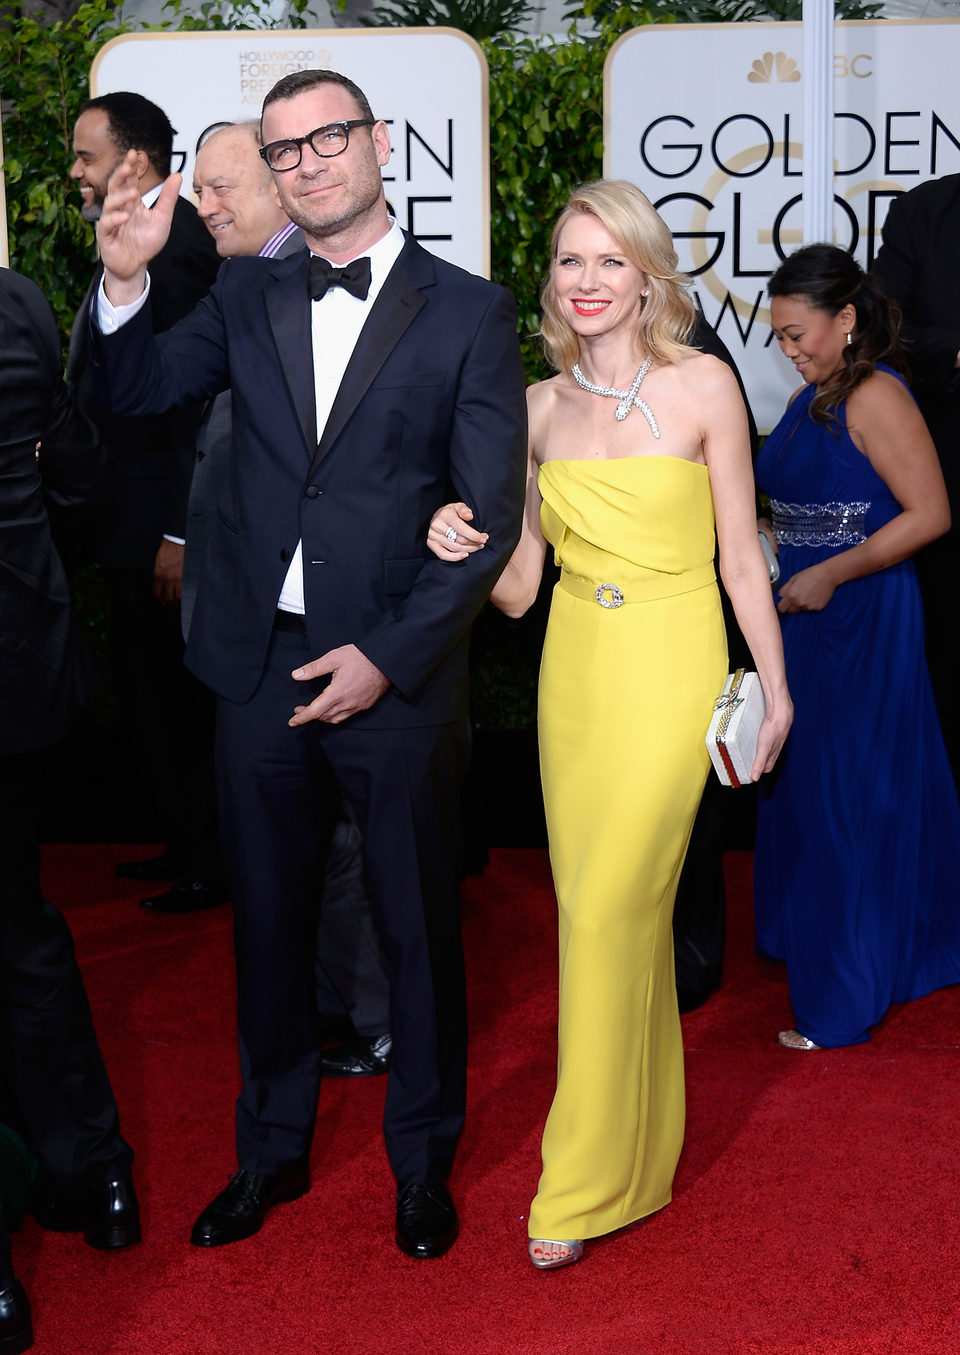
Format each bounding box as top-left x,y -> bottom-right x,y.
445,525 -> 459,544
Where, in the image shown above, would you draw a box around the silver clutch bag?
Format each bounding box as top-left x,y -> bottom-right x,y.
706,668 -> 766,788
758,529 -> 780,586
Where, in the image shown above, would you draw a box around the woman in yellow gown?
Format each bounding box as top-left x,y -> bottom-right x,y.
430,181 -> 792,1268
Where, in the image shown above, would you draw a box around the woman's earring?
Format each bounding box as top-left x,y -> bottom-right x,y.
845,331 -> 852,346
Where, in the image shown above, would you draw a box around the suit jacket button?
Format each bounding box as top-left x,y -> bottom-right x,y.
280,548 -> 289,562
305,485 -> 321,499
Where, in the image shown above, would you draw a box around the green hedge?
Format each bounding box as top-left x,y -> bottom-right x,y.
0,0 -> 622,360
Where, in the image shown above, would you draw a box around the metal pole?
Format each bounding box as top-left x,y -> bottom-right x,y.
802,0 -> 835,245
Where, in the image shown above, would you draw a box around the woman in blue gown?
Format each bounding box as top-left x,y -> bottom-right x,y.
754,243 -> 960,1050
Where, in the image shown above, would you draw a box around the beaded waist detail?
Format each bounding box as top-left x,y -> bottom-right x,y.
770,498 -> 871,548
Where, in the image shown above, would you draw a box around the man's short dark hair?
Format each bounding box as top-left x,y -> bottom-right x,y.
260,70 -> 375,130
80,92 -> 175,179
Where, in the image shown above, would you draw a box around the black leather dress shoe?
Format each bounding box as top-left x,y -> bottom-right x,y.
115,850 -> 185,881
321,1032 -> 392,1078
191,1167 -> 310,1247
140,877 -> 228,913
395,1182 -> 458,1259
30,1173 -> 141,1249
0,1281 -> 33,1355
82,1174 -> 141,1248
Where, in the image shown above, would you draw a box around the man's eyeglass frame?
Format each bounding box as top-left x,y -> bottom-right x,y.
259,119 -> 375,172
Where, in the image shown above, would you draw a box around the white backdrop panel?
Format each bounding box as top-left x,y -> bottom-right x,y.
92,28 -> 490,276
605,19 -> 960,431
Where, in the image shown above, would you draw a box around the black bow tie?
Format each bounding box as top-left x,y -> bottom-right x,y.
308,255 -> 372,301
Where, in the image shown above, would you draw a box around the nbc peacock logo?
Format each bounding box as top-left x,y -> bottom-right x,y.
748,51 -> 801,83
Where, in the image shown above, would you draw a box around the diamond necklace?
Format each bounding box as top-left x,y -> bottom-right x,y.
571,356 -> 660,438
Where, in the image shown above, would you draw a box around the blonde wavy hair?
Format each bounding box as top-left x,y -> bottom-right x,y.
539,180 -> 696,372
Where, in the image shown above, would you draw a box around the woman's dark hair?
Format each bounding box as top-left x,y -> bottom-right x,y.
767,243 -> 906,427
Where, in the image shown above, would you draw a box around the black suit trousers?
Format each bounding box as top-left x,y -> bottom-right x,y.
105,566 -> 219,876
0,747 -> 132,1186
215,627 -> 468,1184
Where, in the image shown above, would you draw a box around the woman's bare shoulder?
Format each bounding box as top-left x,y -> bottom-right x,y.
675,347 -> 736,388
671,349 -> 744,417
846,371 -> 916,428
526,374 -> 565,435
527,374 -> 564,407
845,366 -> 910,412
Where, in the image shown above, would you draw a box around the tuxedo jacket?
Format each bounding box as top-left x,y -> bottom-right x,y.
181,226 -> 307,641
93,233 -> 528,727
69,195 -> 220,569
872,174 -> 960,498
0,268 -> 105,754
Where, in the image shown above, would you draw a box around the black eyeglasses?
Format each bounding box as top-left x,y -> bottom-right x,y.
259,119 -> 375,172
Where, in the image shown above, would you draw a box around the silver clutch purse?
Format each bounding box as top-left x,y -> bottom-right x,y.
706,668 -> 766,788
758,529 -> 780,586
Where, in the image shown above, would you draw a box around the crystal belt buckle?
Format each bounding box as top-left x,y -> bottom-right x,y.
595,583 -> 624,609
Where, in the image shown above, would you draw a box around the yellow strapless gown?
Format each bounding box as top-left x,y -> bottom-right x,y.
528,456 -> 728,1242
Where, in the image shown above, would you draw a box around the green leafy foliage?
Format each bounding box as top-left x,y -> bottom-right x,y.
567,0 -> 880,26
484,29 -> 612,380
0,0 -> 134,332
160,0 -> 318,31
0,0 -> 316,343
361,0 -> 542,39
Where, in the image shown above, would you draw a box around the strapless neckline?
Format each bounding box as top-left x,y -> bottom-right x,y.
540,455 -> 707,469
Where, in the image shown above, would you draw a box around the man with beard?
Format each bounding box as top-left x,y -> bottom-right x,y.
91,69 -> 527,1258
68,92 -> 222,911
189,120 -> 393,1078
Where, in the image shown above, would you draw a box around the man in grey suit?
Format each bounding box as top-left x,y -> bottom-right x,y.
188,121 -> 393,1078
182,121 -> 305,637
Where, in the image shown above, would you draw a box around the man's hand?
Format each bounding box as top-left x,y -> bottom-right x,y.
153,539 -> 184,605
290,644 -> 390,726
97,152 -> 180,304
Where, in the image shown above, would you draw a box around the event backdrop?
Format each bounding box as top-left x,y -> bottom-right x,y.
606,19 -> 960,430
91,28 -> 490,275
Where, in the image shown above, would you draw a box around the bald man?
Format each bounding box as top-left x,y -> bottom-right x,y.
183,123 -> 303,630
193,122 -> 297,262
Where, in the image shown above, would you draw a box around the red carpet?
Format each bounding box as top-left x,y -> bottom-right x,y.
17,846 -> 960,1353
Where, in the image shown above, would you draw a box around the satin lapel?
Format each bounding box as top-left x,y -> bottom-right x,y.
265,248 -> 316,457
309,249 -> 430,475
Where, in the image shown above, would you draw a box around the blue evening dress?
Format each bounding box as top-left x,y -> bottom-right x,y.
754,369 -> 960,1047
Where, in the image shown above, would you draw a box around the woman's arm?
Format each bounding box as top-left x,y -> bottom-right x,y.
701,358 -> 793,778
775,370 -> 950,614
485,439 -> 549,618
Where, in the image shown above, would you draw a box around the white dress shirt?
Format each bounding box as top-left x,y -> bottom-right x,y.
277,219 -> 405,613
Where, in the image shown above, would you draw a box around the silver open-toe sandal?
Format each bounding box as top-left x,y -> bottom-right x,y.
778,1028 -> 821,1050
528,1238 -> 584,1270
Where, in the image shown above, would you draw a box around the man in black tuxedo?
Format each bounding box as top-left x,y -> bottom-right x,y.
189,120 -> 393,1078
68,92 -> 223,910
873,175 -> 960,791
0,267 -> 140,1272
92,69 -> 527,1257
